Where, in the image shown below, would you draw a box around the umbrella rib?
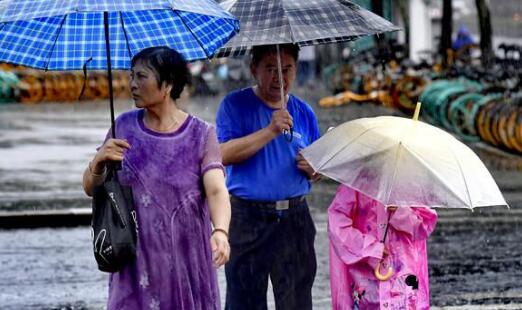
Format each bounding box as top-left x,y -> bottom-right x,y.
384,122 -> 423,206
447,144 -> 474,208
44,15 -> 68,70
401,143 -> 472,208
119,12 -> 133,60
279,0 -> 295,43
174,10 -> 210,59
383,142 -> 403,205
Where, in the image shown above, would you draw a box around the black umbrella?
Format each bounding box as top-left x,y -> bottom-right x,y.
217,0 -> 399,139
218,0 -> 399,57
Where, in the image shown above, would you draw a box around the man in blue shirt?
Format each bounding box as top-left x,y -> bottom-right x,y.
216,44 -> 320,310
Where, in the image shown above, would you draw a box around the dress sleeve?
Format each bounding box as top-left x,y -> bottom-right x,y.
388,206 -> 438,241
201,126 -> 225,176
328,185 -> 384,267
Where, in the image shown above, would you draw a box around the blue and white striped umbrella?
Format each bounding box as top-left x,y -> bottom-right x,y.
0,0 -> 240,70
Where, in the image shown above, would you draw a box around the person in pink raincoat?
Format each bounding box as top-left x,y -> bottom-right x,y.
328,185 -> 438,310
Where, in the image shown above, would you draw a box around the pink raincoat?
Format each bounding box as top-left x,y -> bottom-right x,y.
328,185 -> 438,310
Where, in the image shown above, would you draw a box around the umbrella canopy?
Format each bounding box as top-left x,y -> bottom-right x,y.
301,115 -> 507,209
0,0 -> 240,69
0,0 -> 239,139
217,0 -> 399,57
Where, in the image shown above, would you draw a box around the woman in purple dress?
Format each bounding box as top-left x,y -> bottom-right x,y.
82,46 -> 231,310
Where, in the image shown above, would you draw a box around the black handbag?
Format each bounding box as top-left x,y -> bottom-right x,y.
91,167 -> 138,273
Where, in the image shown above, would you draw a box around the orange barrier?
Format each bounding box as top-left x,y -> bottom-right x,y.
7,67 -> 130,104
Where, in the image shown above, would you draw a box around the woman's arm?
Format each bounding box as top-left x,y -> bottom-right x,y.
203,168 -> 231,268
82,160 -> 107,197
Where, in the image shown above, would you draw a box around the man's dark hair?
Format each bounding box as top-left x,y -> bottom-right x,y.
131,46 -> 190,100
251,44 -> 300,66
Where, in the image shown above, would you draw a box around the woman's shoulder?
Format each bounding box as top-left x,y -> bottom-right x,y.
111,109 -> 140,134
184,116 -> 218,152
187,114 -> 215,133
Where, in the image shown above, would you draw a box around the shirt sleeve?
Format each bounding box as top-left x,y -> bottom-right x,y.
216,95 -> 243,143
201,125 -> 225,176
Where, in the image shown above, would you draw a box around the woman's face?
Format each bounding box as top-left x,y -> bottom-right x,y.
130,61 -> 169,108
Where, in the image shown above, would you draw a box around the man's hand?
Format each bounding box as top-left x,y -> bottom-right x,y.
268,109 -> 293,134
296,152 -> 321,182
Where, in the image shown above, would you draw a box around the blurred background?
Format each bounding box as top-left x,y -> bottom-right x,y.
0,0 -> 521,309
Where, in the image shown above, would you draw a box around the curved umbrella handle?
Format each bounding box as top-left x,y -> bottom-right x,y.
374,262 -> 394,281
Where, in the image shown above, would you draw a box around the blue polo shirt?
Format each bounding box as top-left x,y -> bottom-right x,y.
216,87 -> 320,201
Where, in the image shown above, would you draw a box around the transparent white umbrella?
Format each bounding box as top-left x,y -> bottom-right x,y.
302,103 -> 508,210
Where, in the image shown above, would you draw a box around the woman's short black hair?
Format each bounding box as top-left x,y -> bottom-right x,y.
251,44 -> 300,66
131,46 -> 190,100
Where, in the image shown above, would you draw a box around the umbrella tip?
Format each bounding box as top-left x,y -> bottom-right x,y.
413,101 -> 422,121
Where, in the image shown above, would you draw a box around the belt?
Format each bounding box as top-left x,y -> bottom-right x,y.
230,195 -> 306,211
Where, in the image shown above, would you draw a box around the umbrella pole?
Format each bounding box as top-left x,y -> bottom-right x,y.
276,44 -> 293,141
104,12 -> 120,172
276,44 -> 285,110
375,210 -> 394,281
103,11 -> 116,140
381,211 -> 392,243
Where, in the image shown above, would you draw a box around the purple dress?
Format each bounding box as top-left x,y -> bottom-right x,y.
104,109 -> 223,310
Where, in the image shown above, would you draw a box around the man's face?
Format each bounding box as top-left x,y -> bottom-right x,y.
251,50 -> 297,105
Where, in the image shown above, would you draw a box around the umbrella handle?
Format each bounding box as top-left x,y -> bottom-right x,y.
374,262 -> 394,281
284,127 -> 293,141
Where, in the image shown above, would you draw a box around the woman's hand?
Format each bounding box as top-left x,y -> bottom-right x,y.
210,230 -> 230,268
83,138 -> 131,196
93,138 -> 131,168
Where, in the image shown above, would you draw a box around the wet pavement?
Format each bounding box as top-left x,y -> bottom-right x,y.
0,90 -> 521,309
